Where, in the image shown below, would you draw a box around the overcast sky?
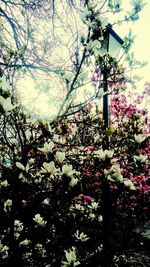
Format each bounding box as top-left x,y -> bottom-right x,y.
115,1 -> 150,89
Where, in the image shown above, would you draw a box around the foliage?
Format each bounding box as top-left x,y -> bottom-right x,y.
0,75 -> 149,266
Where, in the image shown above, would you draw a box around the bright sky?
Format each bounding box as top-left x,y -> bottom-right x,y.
133,1 -> 150,83
16,1 -> 150,119
115,0 -> 150,88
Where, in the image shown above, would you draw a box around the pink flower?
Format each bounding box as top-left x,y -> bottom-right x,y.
79,194 -> 94,203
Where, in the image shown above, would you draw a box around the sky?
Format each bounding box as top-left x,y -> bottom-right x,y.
115,0 -> 150,88
133,1 -> 150,83
16,0 -> 150,119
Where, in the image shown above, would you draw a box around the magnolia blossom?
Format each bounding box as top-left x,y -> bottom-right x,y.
38,141 -> 54,154
14,220 -> 24,239
124,179 -> 136,190
42,198 -> 50,205
134,134 -> 146,143
134,154 -> 148,163
104,165 -> 123,183
71,204 -> 84,212
75,230 -> 89,242
69,177 -> 78,188
55,151 -> 65,163
16,162 -> 25,171
33,214 -> 47,227
61,247 -> 80,267
0,180 -> 9,188
16,162 -> 29,173
35,243 -> 46,257
0,96 -> 15,112
88,201 -> 99,210
19,239 -> 31,246
88,213 -> 96,220
62,165 -> 77,177
11,138 -> 18,145
53,134 -> 66,144
0,76 -> 12,93
0,244 -> 9,259
28,158 -> 35,165
94,149 -> 114,160
94,133 -> 100,143
4,199 -> 12,212
41,161 -> 59,176
98,215 -> 103,222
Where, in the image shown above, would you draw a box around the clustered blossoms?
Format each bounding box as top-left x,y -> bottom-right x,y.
61,247 -> 80,267
14,220 -> 24,239
0,76 -> 15,113
0,242 -> 9,259
0,72 -> 149,266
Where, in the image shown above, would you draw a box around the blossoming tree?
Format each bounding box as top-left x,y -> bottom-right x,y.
0,74 -> 149,266
0,1 -> 149,267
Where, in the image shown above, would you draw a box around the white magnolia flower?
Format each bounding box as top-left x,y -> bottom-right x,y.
94,149 -> 114,160
94,133 -> 100,143
28,158 -> 35,165
61,247 -> 80,267
20,239 -> 31,246
62,165 -> 77,177
69,177 -> 78,188
11,138 -> 18,145
88,213 -> 96,220
0,243 -> 9,259
79,155 -> 87,164
55,151 -> 65,163
35,243 -> 46,257
41,161 -> 59,176
0,180 -> 9,188
38,141 -> 54,154
75,230 -> 89,242
53,134 -> 66,144
14,220 -> 24,239
0,76 -> 12,94
16,162 -> 25,171
33,214 -> 47,227
0,96 -> 14,112
134,154 -> 148,163
104,165 -> 123,183
81,7 -> 92,22
72,204 -> 84,212
14,220 -> 24,231
124,179 -> 136,190
96,244 -> 103,253
134,134 -> 146,143
16,162 -> 29,173
98,215 -> 103,222
93,40 -> 102,56
88,201 -> 99,210
4,199 -> 12,212
87,40 -> 101,56
42,198 -> 50,205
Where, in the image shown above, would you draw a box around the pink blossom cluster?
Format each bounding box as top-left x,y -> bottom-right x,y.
110,92 -> 149,126
130,175 -> 150,193
79,194 -> 95,203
